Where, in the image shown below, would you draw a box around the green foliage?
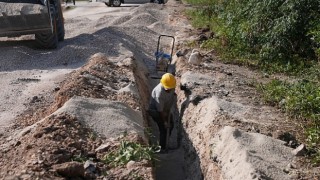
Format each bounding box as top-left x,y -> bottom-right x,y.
72,153 -> 89,162
103,141 -> 159,167
259,80 -> 320,120
185,0 -> 320,65
259,79 -> 320,164
257,80 -> 288,105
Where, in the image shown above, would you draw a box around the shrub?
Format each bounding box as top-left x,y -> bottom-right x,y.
185,0 -> 320,65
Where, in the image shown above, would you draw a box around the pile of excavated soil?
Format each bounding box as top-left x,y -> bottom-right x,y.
0,53 -> 153,179
0,112 -> 152,179
174,27 -> 320,178
14,53 -> 140,128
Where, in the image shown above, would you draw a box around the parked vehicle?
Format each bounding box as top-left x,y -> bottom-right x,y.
0,0 -> 65,49
97,0 -> 166,7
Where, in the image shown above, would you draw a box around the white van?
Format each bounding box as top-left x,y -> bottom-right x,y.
97,0 -> 166,7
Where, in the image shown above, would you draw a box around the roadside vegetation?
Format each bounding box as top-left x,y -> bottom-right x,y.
184,0 -> 320,164
104,141 -> 159,167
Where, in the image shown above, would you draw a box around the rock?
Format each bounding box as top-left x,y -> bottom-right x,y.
84,160 -> 94,169
176,50 -> 184,57
52,161 -> 84,178
283,167 -> 290,174
188,49 -> 202,65
126,160 -> 136,169
291,144 -> 306,156
117,57 -> 133,67
197,34 -> 208,42
95,143 -> 111,153
84,160 -> 96,174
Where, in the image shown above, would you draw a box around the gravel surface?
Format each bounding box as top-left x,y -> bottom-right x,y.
0,2 -> 175,136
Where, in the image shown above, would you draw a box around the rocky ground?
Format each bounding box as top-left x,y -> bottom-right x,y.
0,0 -> 319,180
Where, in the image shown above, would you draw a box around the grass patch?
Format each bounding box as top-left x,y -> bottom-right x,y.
103,141 -> 159,167
258,79 -> 320,164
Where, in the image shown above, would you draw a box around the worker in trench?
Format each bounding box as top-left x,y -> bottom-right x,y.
148,73 -> 176,153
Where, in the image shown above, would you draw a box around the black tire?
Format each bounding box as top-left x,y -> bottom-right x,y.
104,2 -> 111,6
56,0 -> 65,41
112,0 -> 121,7
35,4 -> 58,49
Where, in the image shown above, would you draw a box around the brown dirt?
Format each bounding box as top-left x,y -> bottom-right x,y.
1,1 -> 319,179
174,27 -> 320,179
0,54 -> 153,179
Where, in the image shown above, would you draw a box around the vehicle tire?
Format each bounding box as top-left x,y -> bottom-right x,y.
112,0 -> 121,7
35,4 -> 58,49
56,0 -> 65,41
105,2 -> 111,6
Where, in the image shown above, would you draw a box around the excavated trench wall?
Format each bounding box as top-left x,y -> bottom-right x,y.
131,54 -> 205,179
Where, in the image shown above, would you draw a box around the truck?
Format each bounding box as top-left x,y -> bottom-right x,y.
0,0 -> 65,49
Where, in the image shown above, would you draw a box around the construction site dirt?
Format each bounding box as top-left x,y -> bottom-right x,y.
0,1 -> 319,179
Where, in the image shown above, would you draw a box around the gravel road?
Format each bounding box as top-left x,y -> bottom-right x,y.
0,1 -> 171,136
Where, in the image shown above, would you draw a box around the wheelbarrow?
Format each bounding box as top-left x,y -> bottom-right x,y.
155,35 -> 175,73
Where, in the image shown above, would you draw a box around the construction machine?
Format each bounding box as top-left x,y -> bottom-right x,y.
0,0 -> 65,49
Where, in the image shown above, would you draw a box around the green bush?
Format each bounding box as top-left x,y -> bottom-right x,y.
259,79 -> 320,164
185,0 -> 320,65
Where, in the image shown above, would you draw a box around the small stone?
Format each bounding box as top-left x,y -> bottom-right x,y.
188,49 -> 202,65
283,167 -> 290,173
84,160 -> 96,174
95,143 -> 111,153
52,161 -> 84,177
126,160 -> 136,169
291,144 -> 306,156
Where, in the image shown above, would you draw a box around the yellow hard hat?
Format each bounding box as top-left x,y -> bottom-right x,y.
160,73 -> 176,90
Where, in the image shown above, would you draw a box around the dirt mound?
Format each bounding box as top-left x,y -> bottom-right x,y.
14,53 -> 140,128
174,48 -> 309,179
0,113 -> 152,179
0,53 -> 153,179
122,13 -> 158,27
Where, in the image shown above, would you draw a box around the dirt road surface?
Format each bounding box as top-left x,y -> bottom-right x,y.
0,1 -> 133,136
0,0 -> 319,179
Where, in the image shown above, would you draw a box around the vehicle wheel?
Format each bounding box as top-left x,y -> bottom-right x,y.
112,0 -> 121,7
105,2 -> 111,6
56,0 -> 65,41
35,4 -> 58,49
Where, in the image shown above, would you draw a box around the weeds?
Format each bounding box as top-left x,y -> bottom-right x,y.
72,153 -> 89,162
103,141 -> 159,167
258,79 -> 320,164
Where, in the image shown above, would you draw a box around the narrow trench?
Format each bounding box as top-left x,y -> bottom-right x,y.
132,59 -> 204,180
